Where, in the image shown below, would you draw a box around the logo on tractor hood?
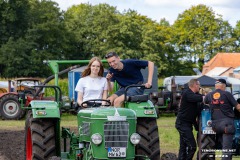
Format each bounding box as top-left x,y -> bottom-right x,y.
107,109 -> 126,121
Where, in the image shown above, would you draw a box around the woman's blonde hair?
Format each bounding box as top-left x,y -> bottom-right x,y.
82,57 -> 104,77
199,87 -> 212,95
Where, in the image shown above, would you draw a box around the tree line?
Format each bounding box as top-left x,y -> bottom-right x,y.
0,0 -> 240,78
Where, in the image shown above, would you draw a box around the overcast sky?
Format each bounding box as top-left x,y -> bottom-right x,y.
52,0 -> 240,27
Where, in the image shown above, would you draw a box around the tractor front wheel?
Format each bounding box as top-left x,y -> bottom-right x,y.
0,94 -> 25,120
24,111 -> 57,160
136,117 -> 160,160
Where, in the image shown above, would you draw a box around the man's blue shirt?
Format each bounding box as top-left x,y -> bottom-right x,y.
109,59 -> 148,87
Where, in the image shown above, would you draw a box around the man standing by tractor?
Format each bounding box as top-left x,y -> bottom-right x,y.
105,51 -> 154,107
204,79 -> 240,160
175,78 -> 203,160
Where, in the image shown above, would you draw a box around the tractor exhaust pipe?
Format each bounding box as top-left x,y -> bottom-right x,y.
34,65 -> 80,97
8,80 -> 11,93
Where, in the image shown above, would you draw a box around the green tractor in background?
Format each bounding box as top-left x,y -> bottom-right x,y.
22,60 -> 160,160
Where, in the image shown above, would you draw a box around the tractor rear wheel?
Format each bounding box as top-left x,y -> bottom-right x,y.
198,120 -> 216,160
24,111 -> 57,160
136,117 -> 160,160
0,94 -> 25,120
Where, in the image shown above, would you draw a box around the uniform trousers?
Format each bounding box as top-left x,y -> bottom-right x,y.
176,120 -> 197,160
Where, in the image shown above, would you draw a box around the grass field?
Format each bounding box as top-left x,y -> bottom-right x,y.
158,114 -> 179,156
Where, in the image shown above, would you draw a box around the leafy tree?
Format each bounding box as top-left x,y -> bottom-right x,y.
64,3 -> 121,59
27,0 -> 66,57
0,37 -> 34,77
141,19 -> 194,77
1,1 -> 238,78
233,20 -> 240,52
0,0 -> 30,45
172,4 -> 234,71
0,0 -> 66,77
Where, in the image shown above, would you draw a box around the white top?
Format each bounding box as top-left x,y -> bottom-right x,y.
75,76 -> 108,102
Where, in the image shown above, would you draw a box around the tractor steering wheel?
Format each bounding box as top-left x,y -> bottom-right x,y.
81,99 -> 111,108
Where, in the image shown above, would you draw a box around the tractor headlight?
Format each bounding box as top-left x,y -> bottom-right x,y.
130,133 -> 141,145
91,133 -> 102,145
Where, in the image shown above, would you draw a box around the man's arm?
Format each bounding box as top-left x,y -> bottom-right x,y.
145,61 -> 154,88
106,72 -> 114,92
107,81 -> 114,93
187,92 -> 203,103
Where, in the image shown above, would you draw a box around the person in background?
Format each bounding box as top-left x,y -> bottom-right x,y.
75,57 -> 108,107
105,51 -> 154,107
199,87 -> 212,96
175,78 -> 203,160
204,79 -> 240,160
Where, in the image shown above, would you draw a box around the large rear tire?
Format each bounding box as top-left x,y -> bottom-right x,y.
198,119 -> 216,160
24,111 -> 57,160
0,94 -> 26,120
136,117 -> 160,160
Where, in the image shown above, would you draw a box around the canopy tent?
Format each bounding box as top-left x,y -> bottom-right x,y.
183,75 -> 231,88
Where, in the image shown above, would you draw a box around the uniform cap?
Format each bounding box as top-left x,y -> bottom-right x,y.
215,79 -> 226,85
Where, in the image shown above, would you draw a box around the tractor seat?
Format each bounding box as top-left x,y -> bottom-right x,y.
127,94 -> 149,103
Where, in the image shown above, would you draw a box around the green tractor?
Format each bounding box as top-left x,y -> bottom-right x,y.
22,60 -> 160,160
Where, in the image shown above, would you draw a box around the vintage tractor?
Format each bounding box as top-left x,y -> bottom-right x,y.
23,60 -> 160,160
0,64 -> 79,120
197,107 -> 216,160
198,104 -> 240,159
0,78 -> 41,120
149,76 -> 181,115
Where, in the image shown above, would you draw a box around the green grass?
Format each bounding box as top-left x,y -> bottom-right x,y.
61,113 -> 78,127
0,113 -> 77,130
158,78 -> 164,86
158,115 -> 179,155
0,119 -> 25,130
44,78 -> 69,96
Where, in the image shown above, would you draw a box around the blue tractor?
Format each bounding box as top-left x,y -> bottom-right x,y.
198,105 -> 240,159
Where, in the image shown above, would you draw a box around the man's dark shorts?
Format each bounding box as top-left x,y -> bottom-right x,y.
115,86 -> 144,97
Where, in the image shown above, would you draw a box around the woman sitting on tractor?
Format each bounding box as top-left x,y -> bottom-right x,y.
75,57 -> 108,107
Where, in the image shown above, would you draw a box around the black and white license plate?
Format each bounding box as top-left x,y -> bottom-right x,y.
108,147 -> 126,157
202,127 -> 216,134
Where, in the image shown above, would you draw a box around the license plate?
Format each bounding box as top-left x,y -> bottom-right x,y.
108,147 -> 126,157
203,129 -> 216,134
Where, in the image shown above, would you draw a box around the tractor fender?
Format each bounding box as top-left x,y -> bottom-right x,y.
0,92 -> 18,97
29,100 -> 61,119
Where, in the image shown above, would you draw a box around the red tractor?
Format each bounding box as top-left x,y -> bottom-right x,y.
0,78 -> 41,120
0,65 -> 79,120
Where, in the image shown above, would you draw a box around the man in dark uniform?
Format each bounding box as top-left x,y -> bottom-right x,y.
204,79 -> 240,160
175,78 -> 203,160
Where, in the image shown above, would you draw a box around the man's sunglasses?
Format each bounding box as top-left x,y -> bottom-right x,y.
105,52 -> 118,59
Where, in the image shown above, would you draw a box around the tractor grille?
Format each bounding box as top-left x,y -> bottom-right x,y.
81,122 -> 90,136
104,121 -> 129,148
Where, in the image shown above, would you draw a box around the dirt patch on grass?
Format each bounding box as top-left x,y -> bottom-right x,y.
0,126 -> 78,160
0,130 -> 24,160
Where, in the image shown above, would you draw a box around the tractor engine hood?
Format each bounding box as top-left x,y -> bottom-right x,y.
77,107 -> 138,159
77,107 -> 136,120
